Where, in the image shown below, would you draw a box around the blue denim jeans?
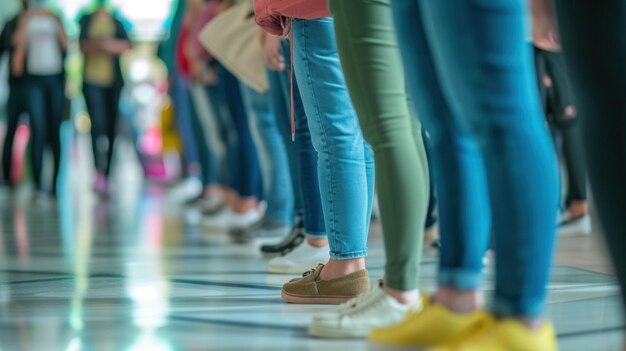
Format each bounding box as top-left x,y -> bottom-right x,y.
216,65 -> 263,199
391,0 -> 559,317
240,83 -> 294,224
27,74 -> 64,192
292,18 -> 375,260
203,80 -> 234,187
267,41 -> 326,236
171,72 -> 220,187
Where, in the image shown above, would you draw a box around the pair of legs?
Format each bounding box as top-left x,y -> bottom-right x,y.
83,81 -> 122,180
2,80 -> 27,185
267,41 -> 326,238
330,0 -> 429,302
170,72 -> 219,191
216,64 -> 263,213
291,18 -> 375,278
27,74 -> 65,193
239,83 -> 294,225
534,47 -> 588,217
553,0 -> 626,334
391,0 -> 558,321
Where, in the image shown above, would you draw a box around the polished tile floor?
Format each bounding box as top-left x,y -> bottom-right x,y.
0,137 -> 623,351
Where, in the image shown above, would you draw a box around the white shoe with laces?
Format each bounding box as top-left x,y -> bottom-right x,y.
203,208 -> 263,231
308,284 -> 416,339
558,212 -> 592,236
267,241 -> 329,274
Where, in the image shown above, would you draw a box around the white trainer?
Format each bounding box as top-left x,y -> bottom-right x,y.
267,241 -> 329,274
558,212 -> 592,236
169,177 -> 203,203
308,284 -> 415,339
203,208 -> 263,231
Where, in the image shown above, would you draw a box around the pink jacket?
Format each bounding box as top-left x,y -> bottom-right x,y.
190,0 -> 220,61
253,0 -> 330,36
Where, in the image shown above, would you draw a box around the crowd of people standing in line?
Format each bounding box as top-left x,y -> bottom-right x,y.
2,0 -> 626,350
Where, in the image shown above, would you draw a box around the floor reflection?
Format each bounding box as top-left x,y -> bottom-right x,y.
0,133 -> 622,350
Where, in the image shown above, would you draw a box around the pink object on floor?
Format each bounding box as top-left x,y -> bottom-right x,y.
11,125 -> 30,184
94,173 -> 108,195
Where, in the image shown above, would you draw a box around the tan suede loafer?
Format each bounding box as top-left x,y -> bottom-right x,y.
281,264 -> 370,304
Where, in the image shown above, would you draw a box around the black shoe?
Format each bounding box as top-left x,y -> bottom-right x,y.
230,217 -> 291,243
260,219 -> 305,257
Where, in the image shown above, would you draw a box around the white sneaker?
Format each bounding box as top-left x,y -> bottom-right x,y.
308,285 -> 415,338
267,241 -> 329,274
558,212 -> 592,236
169,177 -> 203,203
203,208 -> 263,231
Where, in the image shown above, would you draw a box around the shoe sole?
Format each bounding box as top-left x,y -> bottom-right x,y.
281,290 -> 355,305
308,323 -> 371,339
366,342 -> 425,351
268,264 -> 325,274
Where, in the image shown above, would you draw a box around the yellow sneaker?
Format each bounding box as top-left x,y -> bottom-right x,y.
428,318 -> 558,351
368,295 -> 490,348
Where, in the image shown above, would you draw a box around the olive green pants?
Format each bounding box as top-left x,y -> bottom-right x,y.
329,0 -> 430,290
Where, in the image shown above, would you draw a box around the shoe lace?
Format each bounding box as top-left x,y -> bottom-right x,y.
277,227 -> 304,247
302,264 -> 324,277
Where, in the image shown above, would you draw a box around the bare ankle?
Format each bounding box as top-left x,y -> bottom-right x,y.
383,284 -> 419,305
567,200 -> 589,217
320,258 -> 365,280
307,237 -> 328,248
435,287 -> 482,314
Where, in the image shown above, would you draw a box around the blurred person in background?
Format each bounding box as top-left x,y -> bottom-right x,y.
78,0 -> 130,196
186,0 -> 227,212
0,0 -> 30,188
11,0 -> 67,197
160,0 -> 220,207
532,11 -> 590,236
200,0 -> 265,231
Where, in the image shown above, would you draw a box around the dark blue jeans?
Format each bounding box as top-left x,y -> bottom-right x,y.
2,80 -> 27,185
27,74 -> 64,192
171,72 -> 219,187
83,81 -> 122,178
216,65 -> 263,199
391,0 -> 559,316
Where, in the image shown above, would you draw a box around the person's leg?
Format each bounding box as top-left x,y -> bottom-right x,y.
267,66 -> 303,221
391,0 -> 490,303
204,80 -> 233,189
215,65 -> 263,214
292,18 -> 373,278
171,73 -> 201,177
83,83 -> 108,176
2,82 -> 24,185
421,0 -> 559,322
543,51 -> 588,216
26,78 -> 47,192
265,67 -> 330,270
189,83 -> 219,188
240,83 -> 294,225
330,0 -> 429,298
554,0 -> 626,313
102,84 -> 122,179
46,75 -> 65,194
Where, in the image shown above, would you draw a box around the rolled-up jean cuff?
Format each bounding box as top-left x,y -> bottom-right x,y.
492,297 -> 545,318
305,231 -> 327,238
330,250 -> 367,260
437,268 -> 484,290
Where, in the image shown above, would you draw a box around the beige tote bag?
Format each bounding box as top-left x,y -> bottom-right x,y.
199,2 -> 269,93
